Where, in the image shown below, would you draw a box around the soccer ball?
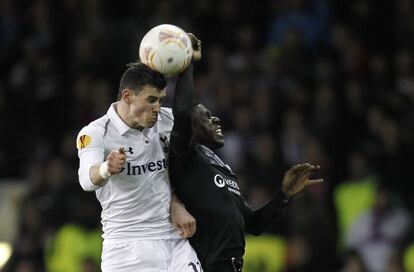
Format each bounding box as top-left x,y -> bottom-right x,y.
139,24 -> 193,77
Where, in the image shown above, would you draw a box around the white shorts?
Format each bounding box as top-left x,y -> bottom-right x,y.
101,238 -> 203,272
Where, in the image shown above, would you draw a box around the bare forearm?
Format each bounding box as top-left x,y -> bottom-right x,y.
170,192 -> 196,238
171,192 -> 185,209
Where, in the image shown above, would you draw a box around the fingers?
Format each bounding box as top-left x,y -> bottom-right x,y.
299,163 -> 318,177
296,163 -> 311,175
283,163 -> 323,197
108,149 -> 126,163
187,33 -> 201,50
285,163 -> 322,184
187,32 -> 202,61
181,223 -> 191,238
285,164 -> 303,177
189,220 -> 196,236
178,220 -> 196,238
299,164 -> 323,186
306,178 -> 324,186
286,163 -> 312,177
187,33 -> 196,45
106,148 -> 127,174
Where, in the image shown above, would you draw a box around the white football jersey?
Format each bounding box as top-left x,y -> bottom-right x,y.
77,103 -> 180,243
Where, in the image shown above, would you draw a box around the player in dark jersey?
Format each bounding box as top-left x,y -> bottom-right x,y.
169,35 -> 323,272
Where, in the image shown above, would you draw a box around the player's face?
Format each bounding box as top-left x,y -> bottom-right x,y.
191,104 -> 224,149
128,85 -> 166,129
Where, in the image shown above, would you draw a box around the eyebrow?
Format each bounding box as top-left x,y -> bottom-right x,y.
148,93 -> 166,98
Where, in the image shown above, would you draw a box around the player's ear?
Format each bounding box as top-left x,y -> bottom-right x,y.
122,89 -> 134,104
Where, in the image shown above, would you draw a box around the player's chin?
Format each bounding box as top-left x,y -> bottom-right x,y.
147,119 -> 157,127
213,137 -> 224,149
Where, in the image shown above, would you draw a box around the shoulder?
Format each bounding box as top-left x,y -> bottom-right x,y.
78,115 -> 109,137
160,107 -> 173,121
194,145 -> 212,163
76,115 -> 108,149
158,107 -> 174,129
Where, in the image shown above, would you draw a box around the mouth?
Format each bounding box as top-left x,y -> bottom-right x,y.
215,126 -> 223,137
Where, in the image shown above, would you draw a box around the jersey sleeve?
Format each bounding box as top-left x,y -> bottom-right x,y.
241,190 -> 290,235
170,63 -> 195,158
76,125 -> 105,191
159,107 -> 174,138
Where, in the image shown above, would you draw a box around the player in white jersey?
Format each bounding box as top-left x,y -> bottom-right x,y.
76,60 -> 202,271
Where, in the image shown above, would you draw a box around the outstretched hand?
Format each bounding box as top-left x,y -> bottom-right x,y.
187,33 -> 201,61
281,163 -> 323,197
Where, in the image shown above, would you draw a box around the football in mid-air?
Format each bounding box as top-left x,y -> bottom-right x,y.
139,24 -> 193,77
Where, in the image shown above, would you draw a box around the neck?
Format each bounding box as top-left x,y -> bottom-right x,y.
199,142 -> 217,151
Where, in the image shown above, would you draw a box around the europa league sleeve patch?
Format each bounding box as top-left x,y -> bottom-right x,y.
77,135 -> 92,150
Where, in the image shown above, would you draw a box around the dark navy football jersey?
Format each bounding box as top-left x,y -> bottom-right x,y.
169,63 -> 289,271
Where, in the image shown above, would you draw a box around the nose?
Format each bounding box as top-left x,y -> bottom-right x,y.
212,116 -> 220,124
153,101 -> 161,113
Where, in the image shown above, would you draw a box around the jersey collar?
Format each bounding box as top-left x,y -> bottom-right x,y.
197,144 -> 236,176
107,102 -> 131,135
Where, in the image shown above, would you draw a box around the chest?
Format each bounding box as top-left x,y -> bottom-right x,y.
104,129 -> 169,161
182,153 -> 243,206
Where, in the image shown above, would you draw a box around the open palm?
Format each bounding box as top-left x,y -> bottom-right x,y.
282,163 -> 323,197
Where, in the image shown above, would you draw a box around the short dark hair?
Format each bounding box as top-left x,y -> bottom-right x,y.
117,62 -> 167,100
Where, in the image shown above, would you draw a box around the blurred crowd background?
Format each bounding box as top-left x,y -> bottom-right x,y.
1,0 -> 414,271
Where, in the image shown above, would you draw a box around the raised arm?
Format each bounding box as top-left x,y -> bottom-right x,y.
243,163 -> 323,235
170,34 -> 201,156
169,34 -> 202,237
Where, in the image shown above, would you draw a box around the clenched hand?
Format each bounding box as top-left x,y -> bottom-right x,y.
107,148 -> 126,174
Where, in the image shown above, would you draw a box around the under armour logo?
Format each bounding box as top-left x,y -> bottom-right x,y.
123,147 -> 134,154
159,134 -> 169,153
188,261 -> 202,272
160,134 -> 167,143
